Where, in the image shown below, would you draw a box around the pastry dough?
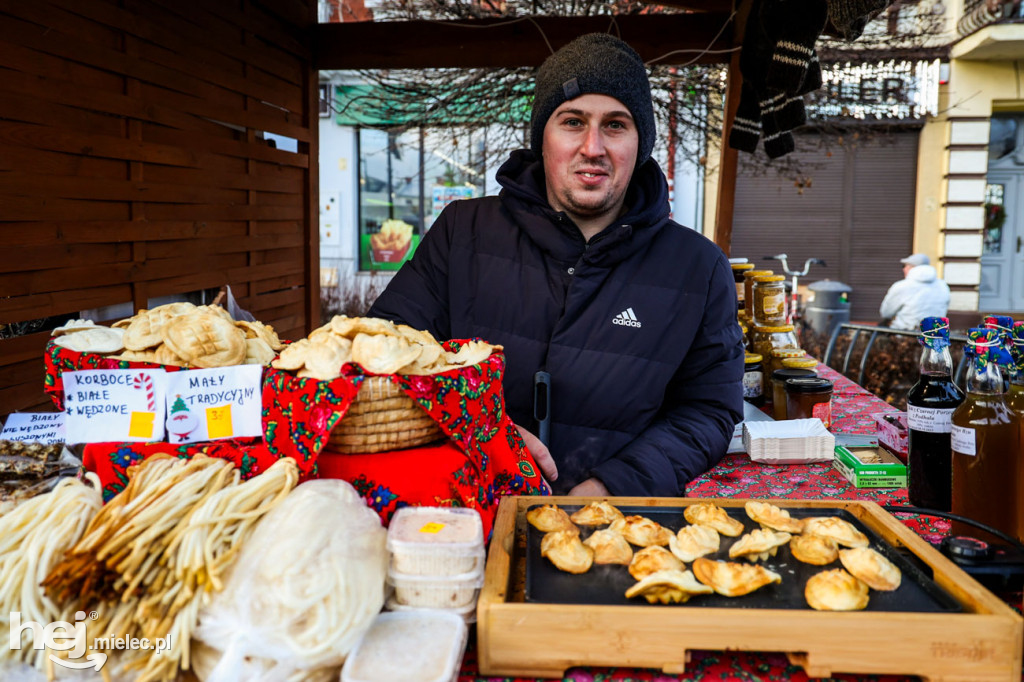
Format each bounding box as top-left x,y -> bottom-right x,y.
570,501 -> 625,526
123,302 -> 196,350
803,517 -> 870,548
805,568 -> 870,611
53,327 -> 125,354
744,501 -> 804,534
625,569 -> 714,604
628,545 -> 684,580
609,515 -> 673,547
683,503 -> 744,537
540,529 -> 593,574
668,525 -> 720,562
582,529 -> 633,565
526,504 -> 577,533
839,547 -> 902,591
162,311 -> 246,368
728,528 -> 792,562
692,557 -> 782,597
790,533 -> 839,565
351,333 -> 421,375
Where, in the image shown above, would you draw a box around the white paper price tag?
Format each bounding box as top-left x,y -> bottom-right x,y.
906,405 -> 955,434
950,425 -> 976,456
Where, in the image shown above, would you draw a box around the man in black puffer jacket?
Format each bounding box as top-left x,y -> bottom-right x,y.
369,33 -> 744,497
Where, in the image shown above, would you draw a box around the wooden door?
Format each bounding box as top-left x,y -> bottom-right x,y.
980,171 -> 1024,311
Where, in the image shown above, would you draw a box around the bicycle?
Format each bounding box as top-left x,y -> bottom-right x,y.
763,254 -> 826,334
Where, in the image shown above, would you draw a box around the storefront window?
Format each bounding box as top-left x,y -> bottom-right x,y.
983,183 -> 1005,255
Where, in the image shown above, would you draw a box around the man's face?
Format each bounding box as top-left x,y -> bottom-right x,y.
542,94 -> 639,229
903,263 -> 913,278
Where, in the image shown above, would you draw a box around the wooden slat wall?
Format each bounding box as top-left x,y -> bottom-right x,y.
0,0 -> 318,414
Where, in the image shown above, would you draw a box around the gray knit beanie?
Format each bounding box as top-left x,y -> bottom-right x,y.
530,33 -> 656,167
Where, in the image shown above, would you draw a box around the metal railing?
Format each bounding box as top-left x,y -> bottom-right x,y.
822,322 -> 970,388
958,0 -> 1024,37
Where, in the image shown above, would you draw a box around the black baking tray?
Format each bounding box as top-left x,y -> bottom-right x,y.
524,504 -> 962,613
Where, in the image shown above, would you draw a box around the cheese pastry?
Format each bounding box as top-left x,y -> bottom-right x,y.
728,528 -> 792,562
625,569 -> 714,604
805,568 -> 870,611
790,533 -> 839,565
668,524 -> 720,562
692,557 -> 782,597
541,530 -> 593,574
582,529 -> 633,565
628,545 -> 684,580
683,503 -> 744,537
570,501 -> 625,526
839,547 -> 902,591
803,516 -> 870,548
527,504 -> 577,533
744,501 -> 805,534
609,515 -> 674,547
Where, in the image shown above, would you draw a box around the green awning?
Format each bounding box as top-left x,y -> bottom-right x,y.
334,81 -> 532,127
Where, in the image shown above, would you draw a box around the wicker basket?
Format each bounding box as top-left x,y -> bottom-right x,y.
327,377 -> 444,454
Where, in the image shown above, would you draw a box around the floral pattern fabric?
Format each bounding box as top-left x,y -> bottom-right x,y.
45,339 -> 548,536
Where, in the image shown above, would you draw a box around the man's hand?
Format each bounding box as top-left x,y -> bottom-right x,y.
568,477 -> 610,497
515,424 -> 558,482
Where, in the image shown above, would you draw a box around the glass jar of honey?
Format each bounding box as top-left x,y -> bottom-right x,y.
785,377 -> 835,428
751,324 -> 799,363
769,348 -> 806,378
770,367 -> 817,420
742,270 -> 773,321
752,275 -> 787,326
732,263 -> 754,309
743,353 -> 765,407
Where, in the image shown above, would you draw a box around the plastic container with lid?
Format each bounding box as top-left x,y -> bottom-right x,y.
771,367 -> 818,420
742,269 -> 773,321
785,377 -> 835,428
743,353 -> 765,407
387,507 -> 484,576
385,595 -> 478,624
752,275 -> 787,326
387,565 -> 485,609
341,610 -> 468,682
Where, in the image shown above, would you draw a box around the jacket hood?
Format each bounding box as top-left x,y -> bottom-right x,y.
495,149 -> 672,265
907,264 -> 937,283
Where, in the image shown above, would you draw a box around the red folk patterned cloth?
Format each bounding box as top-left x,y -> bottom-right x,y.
44,339 -> 548,536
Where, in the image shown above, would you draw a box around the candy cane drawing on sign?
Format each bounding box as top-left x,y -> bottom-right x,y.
134,373 -> 156,412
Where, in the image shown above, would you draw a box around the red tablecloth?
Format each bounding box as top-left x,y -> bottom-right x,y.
457,365 -> 949,682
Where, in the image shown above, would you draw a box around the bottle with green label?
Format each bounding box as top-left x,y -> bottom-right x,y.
906,317 -> 963,511
950,327 -> 1019,542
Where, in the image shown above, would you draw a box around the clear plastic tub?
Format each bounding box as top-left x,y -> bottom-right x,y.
387,507 -> 484,576
341,610 -> 468,682
386,565 -> 484,609
385,595 -> 477,623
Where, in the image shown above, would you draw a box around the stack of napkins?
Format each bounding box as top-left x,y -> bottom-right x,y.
742,419 -> 835,464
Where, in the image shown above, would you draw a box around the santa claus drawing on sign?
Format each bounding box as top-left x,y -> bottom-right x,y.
166,394 -> 199,442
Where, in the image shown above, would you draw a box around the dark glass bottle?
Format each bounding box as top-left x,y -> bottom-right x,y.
906,317 -> 963,511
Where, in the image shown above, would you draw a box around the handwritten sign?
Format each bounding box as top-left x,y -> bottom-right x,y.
63,370 -> 167,444
164,365 -> 261,443
0,413 -> 66,445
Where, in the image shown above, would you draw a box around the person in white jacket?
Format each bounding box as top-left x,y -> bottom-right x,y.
879,254 -> 951,330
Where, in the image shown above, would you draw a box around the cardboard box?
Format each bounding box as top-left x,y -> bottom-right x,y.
833,445 -> 907,488
873,412 -> 908,461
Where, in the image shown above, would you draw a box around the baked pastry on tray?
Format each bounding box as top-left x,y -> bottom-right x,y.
790,533 -> 839,566
583,529 -> 633,566
625,569 -> 713,604
610,515 -> 673,547
570,501 -> 625,526
839,547 -> 902,591
628,546 -> 684,580
684,503 -> 744,537
541,529 -> 593,574
745,501 -> 805,534
805,568 -> 870,611
527,504 -> 577,533
803,516 -> 870,548
692,557 -> 782,597
668,524 -> 720,562
728,528 -> 792,562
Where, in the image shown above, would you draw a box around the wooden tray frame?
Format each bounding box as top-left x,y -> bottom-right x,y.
477,496 -> 1024,681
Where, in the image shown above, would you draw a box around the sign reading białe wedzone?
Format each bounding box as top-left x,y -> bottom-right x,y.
63,369 -> 168,444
